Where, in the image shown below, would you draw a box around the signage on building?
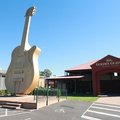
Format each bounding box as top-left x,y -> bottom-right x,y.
96,59 -> 120,67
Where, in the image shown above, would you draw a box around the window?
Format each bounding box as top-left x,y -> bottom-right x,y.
114,72 -> 118,77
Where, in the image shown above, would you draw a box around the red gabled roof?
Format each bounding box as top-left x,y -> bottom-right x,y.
65,60 -> 98,72
65,55 -> 120,72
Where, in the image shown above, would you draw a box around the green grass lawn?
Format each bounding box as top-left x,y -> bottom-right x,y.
67,96 -> 98,102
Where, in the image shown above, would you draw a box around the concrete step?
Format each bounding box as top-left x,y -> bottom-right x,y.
5,102 -> 21,106
2,102 -> 21,109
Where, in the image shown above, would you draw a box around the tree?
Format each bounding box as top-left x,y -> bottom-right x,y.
40,69 -> 52,77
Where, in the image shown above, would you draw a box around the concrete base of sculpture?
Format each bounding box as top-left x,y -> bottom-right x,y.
0,95 -> 37,109
0,95 -> 65,109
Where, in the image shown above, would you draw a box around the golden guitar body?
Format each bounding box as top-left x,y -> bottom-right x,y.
5,45 -> 40,94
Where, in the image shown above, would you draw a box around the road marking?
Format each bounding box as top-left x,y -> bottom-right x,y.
91,106 -> 120,112
5,109 -> 7,116
88,109 -> 120,118
0,111 -> 31,118
81,103 -> 94,116
81,115 -> 102,120
81,103 -> 120,120
94,103 -> 120,109
25,118 -> 31,120
55,108 -> 65,113
81,103 -> 100,120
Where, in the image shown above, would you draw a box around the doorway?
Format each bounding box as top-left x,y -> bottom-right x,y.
100,72 -> 120,95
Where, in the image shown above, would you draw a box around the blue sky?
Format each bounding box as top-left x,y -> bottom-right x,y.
0,0 -> 120,76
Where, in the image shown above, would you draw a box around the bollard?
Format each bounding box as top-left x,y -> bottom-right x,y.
34,89 -> 36,100
36,88 -> 38,109
66,90 -> 67,100
57,89 -> 60,102
46,87 -> 49,106
58,95 -> 59,102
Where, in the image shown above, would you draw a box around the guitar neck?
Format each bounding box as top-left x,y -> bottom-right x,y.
21,16 -> 31,51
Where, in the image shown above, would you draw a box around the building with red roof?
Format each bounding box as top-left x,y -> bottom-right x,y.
46,55 -> 120,96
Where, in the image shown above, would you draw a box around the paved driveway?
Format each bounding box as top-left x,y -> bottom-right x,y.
96,96 -> 120,105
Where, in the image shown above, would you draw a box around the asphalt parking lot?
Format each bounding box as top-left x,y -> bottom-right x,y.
0,100 -> 120,120
0,100 -> 91,120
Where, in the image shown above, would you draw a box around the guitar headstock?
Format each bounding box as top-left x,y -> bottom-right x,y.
25,6 -> 36,17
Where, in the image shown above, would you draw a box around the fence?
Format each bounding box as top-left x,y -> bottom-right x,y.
33,88 -> 67,107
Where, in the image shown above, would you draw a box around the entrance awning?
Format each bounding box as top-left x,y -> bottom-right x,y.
46,75 -> 84,80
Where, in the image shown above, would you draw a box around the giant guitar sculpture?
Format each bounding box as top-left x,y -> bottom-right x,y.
5,6 -> 41,95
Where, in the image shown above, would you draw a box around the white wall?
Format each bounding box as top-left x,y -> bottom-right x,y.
0,73 -> 6,90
